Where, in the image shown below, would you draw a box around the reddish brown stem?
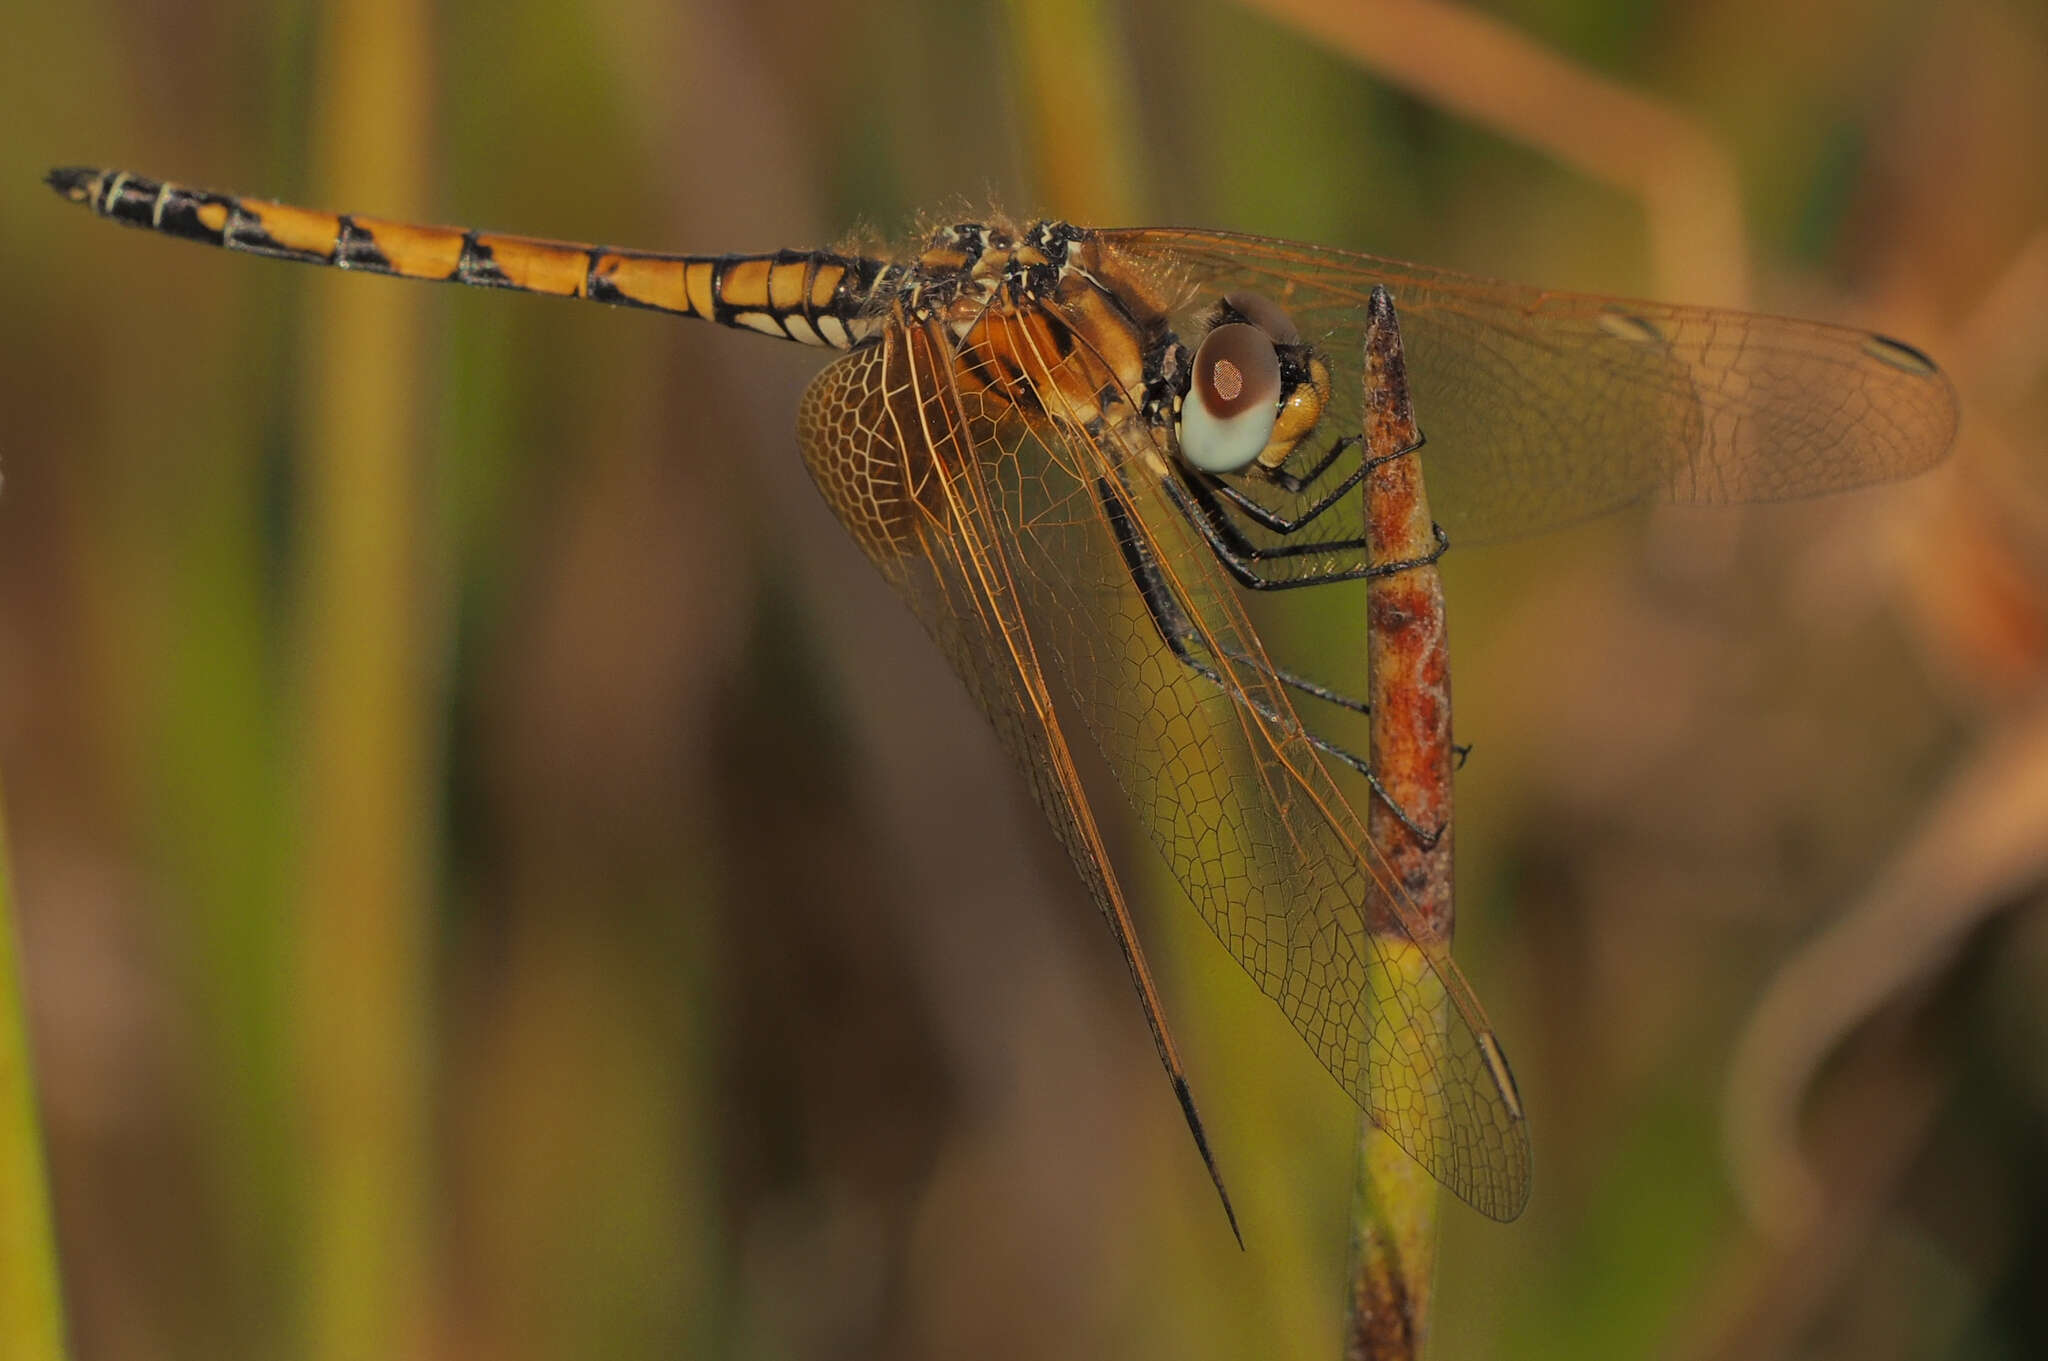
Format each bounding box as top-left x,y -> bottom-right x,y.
1345,287 -> 1453,1361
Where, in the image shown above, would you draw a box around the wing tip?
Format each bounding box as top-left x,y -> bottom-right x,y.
1172,1073 -> 1246,1249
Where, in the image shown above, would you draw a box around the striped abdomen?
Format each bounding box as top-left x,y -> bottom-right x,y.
46,166 -> 886,349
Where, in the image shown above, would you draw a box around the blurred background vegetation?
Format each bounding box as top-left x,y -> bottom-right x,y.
3,0 -> 2046,1357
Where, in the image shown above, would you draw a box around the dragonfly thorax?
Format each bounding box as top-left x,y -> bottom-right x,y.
899,219 -> 1087,324
913,220 -> 1181,456
894,220 -> 1336,484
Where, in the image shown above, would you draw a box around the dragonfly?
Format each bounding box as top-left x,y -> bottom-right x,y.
46,165 -> 1959,1234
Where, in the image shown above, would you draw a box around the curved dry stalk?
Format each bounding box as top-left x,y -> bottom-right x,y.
1230,0 -> 1749,304
1724,698 -> 2048,1240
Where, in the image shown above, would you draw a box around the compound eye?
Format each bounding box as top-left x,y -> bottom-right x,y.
1180,322 -> 1282,473
1224,290 -> 1301,346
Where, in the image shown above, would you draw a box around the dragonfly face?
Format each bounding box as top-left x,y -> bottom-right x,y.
1157,285 -> 1342,487
47,166 -> 1962,1231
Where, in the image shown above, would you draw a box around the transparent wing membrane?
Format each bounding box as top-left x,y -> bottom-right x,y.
795,327 -> 1246,1237
966,305 -> 1531,1218
796,302 -> 1531,1219
1101,229 -> 1960,547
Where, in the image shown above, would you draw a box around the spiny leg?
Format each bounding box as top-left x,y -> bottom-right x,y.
1168,474 -> 1453,592
1198,427 -> 1427,542
1206,431 -> 1366,533
1095,477 -> 1446,848
1095,477 -> 1371,716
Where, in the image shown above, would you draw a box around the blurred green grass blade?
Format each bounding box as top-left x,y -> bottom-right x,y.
296,3 -> 438,1356
1001,0 -> 1144,222
0,774 -> 70,1361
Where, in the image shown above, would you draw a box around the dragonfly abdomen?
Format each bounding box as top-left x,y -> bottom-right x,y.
45,166 -> 888,348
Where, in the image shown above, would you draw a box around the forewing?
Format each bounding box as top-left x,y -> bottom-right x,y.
966,303 -> 1532,1219
794,321 -> 1243,1197
795,326 -> 1133,929
1098,228 -> 1959,545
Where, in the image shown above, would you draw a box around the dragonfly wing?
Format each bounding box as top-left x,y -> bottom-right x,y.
971,304 -> 1532,1219
1096,228 -> 1959,544
795,324 -> 1243,1235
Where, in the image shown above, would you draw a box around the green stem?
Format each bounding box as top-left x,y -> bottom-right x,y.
295,7 -> 438,1357
0,771 -> 71,1360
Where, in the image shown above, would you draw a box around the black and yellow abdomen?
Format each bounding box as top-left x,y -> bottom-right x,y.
46,166 -> 886,348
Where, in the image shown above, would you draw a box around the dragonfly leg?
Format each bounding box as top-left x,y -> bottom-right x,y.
1203,433 -> 1366,534
1168,476 -> 1453,592
1099,477 -> 1370,712
1197,427 -> 1428,539
1097,478 -> 1446,849
1270,430 -> 1368,497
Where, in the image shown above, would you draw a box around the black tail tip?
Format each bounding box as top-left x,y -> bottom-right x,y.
45,166 -> 100,202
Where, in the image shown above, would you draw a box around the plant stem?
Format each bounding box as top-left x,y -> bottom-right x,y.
0,771 -> 70,1360
1347,287 -> 1452,1361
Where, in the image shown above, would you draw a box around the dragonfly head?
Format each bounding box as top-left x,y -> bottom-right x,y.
1173,292 -> 1331,476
